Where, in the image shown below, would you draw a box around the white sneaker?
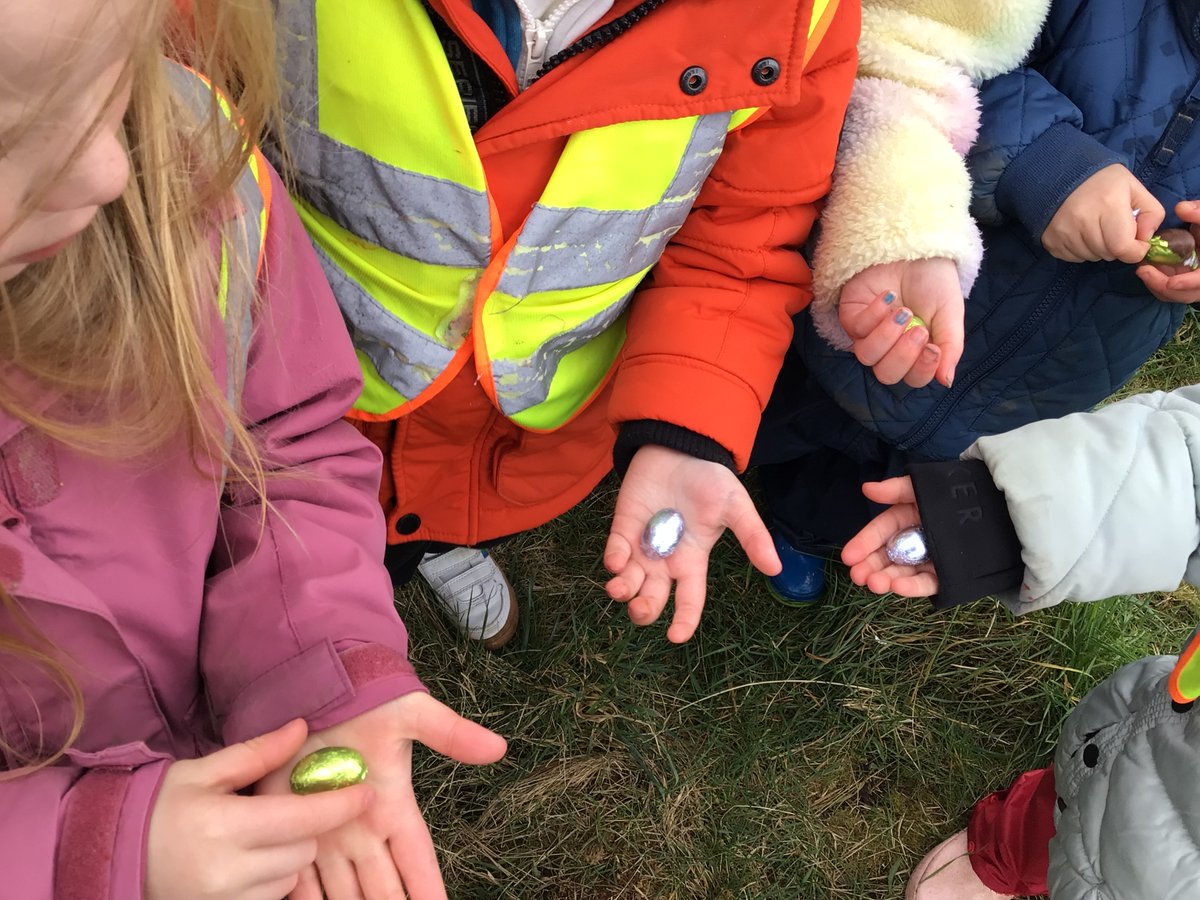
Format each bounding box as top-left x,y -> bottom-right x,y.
417,547 -> 518,650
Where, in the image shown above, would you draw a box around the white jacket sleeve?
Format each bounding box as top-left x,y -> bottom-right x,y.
810,0 -> 1049,348
963,384 -> 1200,613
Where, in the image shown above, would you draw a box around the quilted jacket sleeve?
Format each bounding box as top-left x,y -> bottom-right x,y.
967,7 -> 1126,236
809,0 -> 1049,347
201,164 -> 426,746
960,384 -> 1200,614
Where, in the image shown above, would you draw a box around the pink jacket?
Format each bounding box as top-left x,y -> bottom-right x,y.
1,164 -> 425,899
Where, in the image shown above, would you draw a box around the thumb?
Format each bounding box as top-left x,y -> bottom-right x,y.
1133,185 -> 1166,242
195,718 -> 310,793
405,693 -> 508,765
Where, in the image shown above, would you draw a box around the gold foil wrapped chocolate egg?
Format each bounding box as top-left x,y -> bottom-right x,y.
289,747 -> 368,795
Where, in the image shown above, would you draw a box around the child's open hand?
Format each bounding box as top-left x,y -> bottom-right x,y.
1042,164 -> 1164,263
837,258 -> 964,389
1137,200 -> 1200,303
604,445 -> 780,643
841,476 -> 939,597
145,719 -> 374,900
255,693 -> 506,900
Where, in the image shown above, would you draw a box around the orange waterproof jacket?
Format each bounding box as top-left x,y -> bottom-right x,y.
354,0 -> 859,547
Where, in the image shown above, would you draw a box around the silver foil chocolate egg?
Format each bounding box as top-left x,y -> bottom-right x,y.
289,747 -> 368,795
641,508 -> 686,559
886,526 -> 929,566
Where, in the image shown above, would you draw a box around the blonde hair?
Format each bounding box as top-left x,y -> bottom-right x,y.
0,0 -> 281,773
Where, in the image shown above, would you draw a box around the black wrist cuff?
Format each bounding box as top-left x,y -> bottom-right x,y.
613,420 -> 737,477
907,460 -> 1024,610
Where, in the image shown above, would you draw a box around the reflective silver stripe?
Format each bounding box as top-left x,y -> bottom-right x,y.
289,128 -> 492,268
275,0 -> 491,268
310,243 -> 459,400
491,293 -> 631,416
223,164 -> 263,410
495,112 -> 732,299
161,61 -> 261,409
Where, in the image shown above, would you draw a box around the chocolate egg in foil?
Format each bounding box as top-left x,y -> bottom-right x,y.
641,508 -> 686,559
885,526 -> 929,566
289,747 -> 368,795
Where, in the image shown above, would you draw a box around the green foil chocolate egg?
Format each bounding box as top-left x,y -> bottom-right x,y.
903,314 -> 927,333
289,747 -> 368,795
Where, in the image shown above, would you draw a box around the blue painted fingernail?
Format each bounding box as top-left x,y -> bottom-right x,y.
883,292 -> 896,304
894,309 -> 912,325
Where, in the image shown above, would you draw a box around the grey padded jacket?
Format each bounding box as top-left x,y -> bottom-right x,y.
961,384 -> 1200,899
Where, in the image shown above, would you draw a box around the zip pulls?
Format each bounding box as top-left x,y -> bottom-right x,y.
530,0 -> 670,86
511,0 -> 590,90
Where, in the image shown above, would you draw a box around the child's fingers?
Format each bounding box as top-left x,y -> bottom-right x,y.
891,570 -> 940,597
666,567 -> 709,644
860,477 -> 916,506
605,555 -> 646,601
627,572 -> 672,626
404,693 -> 508,765
844,290 -> 899,340
353,846 -> 407,900
854,310 -> 926,379
603,530 -> 632,574
195,719 -> 309,793
901,337 -> 941,389
240,785 -> 374,848
289,865 -> 324,900
841,505 -> 920,567
723,493 -> 780,576
313,855 -> 361,900
249,841 -> 321,887
1132,190 -> 1166,239
1100,204 -> 1147,263
1137,264 -> 1200,303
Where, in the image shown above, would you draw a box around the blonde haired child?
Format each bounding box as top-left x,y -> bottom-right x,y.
0,1 -> 504,897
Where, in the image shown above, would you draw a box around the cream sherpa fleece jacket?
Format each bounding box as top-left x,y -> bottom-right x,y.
811,0 -> 1050,348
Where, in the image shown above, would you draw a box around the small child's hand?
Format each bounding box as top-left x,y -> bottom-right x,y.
1042,164 -> 1164,263
146,719 -> 374,900
841,476 -> 939,597
255,693 -> 507,900
604,444 -> 780,643
837,258 -> 964,389
1137,200 -> 1200,303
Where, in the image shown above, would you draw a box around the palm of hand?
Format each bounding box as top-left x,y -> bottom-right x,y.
606,445 -> 778,643
254,696 -> 436,900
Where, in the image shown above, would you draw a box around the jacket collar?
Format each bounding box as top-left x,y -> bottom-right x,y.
431,0 -> 827,154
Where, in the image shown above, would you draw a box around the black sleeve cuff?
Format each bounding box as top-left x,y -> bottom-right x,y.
613,420 -> 737,477
907,460 -> 1024,610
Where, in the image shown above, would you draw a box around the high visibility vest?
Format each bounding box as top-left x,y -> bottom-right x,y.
163,61 -> 270,405
276,0 -> 832,431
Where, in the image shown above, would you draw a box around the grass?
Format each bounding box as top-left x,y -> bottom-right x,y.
398,311 -> 1200,899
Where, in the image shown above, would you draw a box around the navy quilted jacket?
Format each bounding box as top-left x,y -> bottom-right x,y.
789,0 -> 1200,463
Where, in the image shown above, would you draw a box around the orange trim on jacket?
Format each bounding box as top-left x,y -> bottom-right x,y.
369,0 -> 859,545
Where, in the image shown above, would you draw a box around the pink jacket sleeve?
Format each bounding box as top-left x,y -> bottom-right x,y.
2,748 -> 169,900
202,165 -> 426,745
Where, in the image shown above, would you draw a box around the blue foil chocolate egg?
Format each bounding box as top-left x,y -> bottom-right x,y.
641,508 -> 686,559
886,526 -> 929,566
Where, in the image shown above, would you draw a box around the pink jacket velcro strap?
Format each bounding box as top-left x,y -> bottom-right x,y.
56,761 -> 167,900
